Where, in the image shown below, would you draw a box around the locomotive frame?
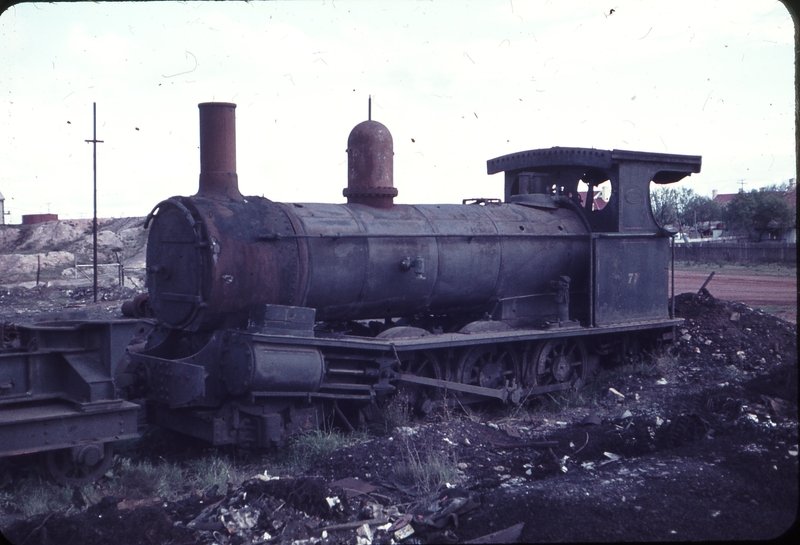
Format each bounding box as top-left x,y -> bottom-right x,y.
0,102 -> 701,483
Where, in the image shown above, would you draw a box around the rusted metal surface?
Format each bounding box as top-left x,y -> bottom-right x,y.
145,195 -> 302,330
146,197 -> 589,328
197,102 -> 242,202
343,120 -> 397,208
593,236 -> 670,325
121,293 -> 151,318
261,201 -> 587,323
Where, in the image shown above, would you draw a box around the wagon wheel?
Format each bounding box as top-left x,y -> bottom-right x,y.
396,350 -> 445,415
44,443 -> 114,486
457,344 -> 520,402
524,338 -> 588,390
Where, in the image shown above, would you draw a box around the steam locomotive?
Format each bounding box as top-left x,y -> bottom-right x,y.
0,102 -> 701,484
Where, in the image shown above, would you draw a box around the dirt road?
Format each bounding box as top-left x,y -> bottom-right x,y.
673,269 -> 796,321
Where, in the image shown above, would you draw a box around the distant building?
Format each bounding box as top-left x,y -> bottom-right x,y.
711,189 -> 738,207
22,213 -> 59,225
0,190 -> 5,225
577,187 -> 610,211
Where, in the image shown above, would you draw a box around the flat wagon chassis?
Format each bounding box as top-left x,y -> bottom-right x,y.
0,321 -> 141,484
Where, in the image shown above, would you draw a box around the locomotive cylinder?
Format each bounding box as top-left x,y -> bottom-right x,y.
221,338 -> 325,396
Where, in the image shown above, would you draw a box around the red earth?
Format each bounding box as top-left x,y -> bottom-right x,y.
673,269 -> 797,321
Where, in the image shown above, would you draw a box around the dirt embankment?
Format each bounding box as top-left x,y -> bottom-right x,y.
0,218 -> 147,288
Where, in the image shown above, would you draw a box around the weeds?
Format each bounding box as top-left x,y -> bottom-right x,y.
0,478 -> 74,519
646,347 -> 681,381
281,429 -> 369,473
376,393 -> 414,433
185,455 -> 246,495
391,438 -> 460,497
109,457 -> 185,500
0,454 -> 245,521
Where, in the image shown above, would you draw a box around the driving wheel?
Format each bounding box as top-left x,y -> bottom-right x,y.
525,338 -> 588,389
457,344 -> 520,395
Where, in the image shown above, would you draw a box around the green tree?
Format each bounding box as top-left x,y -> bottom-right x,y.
682,195 -> 723,226
650,186 -> 679,227
723,186 -> 795,241
650,186 -> 704,227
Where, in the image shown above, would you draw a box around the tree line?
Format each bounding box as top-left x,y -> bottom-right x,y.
650,183 -> 795,241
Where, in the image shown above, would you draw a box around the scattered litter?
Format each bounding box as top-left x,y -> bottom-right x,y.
219,505 -> 259,534
655,378 -> 668,385
608,387 -> 625,400
581,414 -> 602,426
394,524 -> 415,540
356,522 -> 373,545
502,424 -> 522,438
252,471 -> 279,482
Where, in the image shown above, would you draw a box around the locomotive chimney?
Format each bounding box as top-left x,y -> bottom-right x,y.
197,102 -> 243,202
344,119 -> 397,208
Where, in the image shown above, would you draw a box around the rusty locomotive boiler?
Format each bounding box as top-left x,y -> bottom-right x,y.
122,102 -> 701,449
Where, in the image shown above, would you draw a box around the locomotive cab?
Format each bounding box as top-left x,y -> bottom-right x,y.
488,147 -> 701,326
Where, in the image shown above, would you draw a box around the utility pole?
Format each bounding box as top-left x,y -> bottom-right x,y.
85,103 -> 104,302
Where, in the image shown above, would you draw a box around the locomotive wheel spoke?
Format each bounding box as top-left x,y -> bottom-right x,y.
524,338 -> 588,388
457,344 -> 520,398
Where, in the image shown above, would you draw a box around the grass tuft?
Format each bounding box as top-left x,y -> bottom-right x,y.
281,429 -> 369,473
391,438 -> 461,497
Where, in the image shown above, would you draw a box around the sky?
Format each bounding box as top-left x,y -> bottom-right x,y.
0,0 -> 795,224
